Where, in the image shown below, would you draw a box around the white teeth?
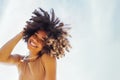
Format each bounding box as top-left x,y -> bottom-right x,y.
30,41 -> 37,47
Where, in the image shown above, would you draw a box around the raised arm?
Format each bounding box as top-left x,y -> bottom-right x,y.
0,31 -> 23,64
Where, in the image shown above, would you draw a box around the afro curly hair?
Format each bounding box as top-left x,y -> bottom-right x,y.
23,8 -> 71,59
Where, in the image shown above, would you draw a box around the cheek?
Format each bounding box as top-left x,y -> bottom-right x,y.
37,43 -> 43,51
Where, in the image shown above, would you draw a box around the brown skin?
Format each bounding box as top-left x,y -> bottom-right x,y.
27,30 -> 46,57
0,30 -> 56,80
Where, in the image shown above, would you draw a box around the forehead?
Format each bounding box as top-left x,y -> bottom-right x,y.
36,30 -> 47,38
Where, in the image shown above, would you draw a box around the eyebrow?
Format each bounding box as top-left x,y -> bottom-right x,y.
34,33 -> 44,41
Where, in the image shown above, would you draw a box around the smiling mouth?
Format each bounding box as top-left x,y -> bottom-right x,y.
29,41 -> 38,48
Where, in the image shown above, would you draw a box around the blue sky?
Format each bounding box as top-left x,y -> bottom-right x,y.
0,0 -> 120,80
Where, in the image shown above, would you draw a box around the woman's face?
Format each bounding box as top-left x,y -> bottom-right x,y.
27,30 -> 47,56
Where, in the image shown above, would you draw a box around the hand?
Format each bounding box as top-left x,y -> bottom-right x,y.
20,30 -> 24,36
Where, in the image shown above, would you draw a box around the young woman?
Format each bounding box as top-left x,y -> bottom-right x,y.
0,8 -> 71,80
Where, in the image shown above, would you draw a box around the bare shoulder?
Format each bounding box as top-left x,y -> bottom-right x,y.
0,54 -> 24,64
41,54 -> 56,80
41,53 -> 56,66
41,53 -> 56,61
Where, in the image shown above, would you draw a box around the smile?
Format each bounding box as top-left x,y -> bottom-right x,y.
29,41 -> 38,48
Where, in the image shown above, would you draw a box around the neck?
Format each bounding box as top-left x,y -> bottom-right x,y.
28,52 -> 38,58
20,54 -> 38,62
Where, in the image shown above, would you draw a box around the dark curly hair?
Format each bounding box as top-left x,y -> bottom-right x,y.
23,8 -> 71,59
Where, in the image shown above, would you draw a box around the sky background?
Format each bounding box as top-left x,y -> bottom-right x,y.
0,0 -> 120,80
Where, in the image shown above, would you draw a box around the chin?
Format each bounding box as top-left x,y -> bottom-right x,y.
27,45 -> 42,55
